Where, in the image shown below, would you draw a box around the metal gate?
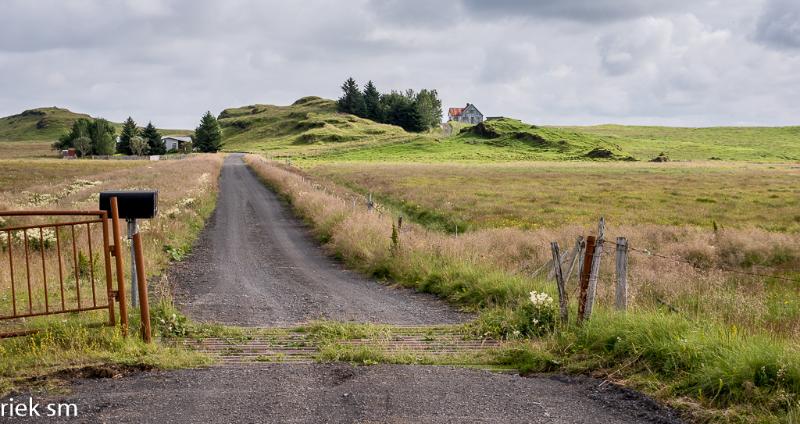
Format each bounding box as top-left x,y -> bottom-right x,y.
0,205 -> 128,338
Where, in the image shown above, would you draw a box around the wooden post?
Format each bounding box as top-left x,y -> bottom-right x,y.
547,248 -> 570,280
583,217 -> 605,321
577,235 -> 596,324
367,193 -> 374,211
550,242 -> 568,325
563,236 -> 584,285
615,237 -> 628,311
132,232 -> 151,343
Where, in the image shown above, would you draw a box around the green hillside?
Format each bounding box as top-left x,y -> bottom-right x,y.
0,107 -> 92,142
558,124 -> 800,161
220,97 -> 633,162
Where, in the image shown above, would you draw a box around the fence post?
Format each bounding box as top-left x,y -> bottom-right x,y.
132,232 -> 151,343
563,236 -> 584,285
577,235 -> 596,324
615,237 -> 628,311
583,217 -> 605,321
367,193 -> 374,212
110,198 -> 128,336
550,241 -> 568,325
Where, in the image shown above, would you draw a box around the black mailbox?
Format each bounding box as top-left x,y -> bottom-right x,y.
99,191 -> 158,220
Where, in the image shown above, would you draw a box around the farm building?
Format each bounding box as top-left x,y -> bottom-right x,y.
448,103 -> 484,124
161,136 -> 192,152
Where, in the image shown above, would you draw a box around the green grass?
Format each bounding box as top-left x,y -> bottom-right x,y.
558,124 -> 800,162
0,107 -> 92,142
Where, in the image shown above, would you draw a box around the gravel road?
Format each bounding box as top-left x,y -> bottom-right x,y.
31,364 -> 682,424
171,154 -> 469,326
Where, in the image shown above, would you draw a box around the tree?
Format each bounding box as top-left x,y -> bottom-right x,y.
89,119 -> 116,155
337,77 -> 366,117
130,136 -> 149,156
414,89 -> 443,131
73,136 -> 92,157
117,117 -> 138,154
362,80 -> 383,122
194,111 -> 223,152
52,118 -> 92,151
380,90 -> 425,132
141,122 -> 164,155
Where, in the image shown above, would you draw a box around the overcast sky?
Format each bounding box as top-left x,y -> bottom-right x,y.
1,0 -> 799,129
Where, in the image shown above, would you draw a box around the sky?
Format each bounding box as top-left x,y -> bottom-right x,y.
1,0 -> 799,129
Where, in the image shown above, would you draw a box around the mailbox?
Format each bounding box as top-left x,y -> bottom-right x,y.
99,191 -> 158,220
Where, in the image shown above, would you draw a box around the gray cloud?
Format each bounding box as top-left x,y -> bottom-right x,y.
754,0 -> 800,50
0,0 -> 798,128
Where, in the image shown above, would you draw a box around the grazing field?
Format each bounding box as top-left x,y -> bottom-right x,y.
247,155 -> 800,422
308,161 -> 800,232
0,155 -> 223,390
558,124 -> 800,162
0,141 -> 57,159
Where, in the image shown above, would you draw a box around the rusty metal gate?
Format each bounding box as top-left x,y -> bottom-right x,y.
0,203 -> 128,338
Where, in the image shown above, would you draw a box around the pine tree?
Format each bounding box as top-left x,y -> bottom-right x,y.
362,80 -> 383,122
194,111 -> 223,152
141,122 -> 164,155
118,117 -> 138,154
337,77 -> 366,117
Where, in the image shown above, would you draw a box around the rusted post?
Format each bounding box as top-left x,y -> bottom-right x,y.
577,235 -> 596,324
101,213 -> 116,326
584,217 -> 605,321
110,198 -> 128,336
615,237 -> 628,311
550,241 -> 568,325
132,232 -> 151,343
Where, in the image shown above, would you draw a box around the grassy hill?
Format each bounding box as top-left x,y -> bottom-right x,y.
0,107 -> 92,142
558,124 -> 800,162
220,97 -> 634,162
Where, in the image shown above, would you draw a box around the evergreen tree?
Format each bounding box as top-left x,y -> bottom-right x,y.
141,121 -> 165,154
89,119 -> 116,155
117,117 -> 138,154
194,111 -> 223,152
337,77 -> 366,117
362,80 -> 383,122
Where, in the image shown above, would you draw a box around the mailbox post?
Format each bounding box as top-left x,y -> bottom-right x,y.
100,191 -> 158,342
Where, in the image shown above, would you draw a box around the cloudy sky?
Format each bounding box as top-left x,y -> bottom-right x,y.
1,0 -> 799,129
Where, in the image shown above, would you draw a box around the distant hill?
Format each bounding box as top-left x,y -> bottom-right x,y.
0,107 -> 92,142
219,97 -> 636,161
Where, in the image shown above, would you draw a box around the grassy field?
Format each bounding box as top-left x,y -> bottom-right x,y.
308,161 -> 800,233
246,155 -> 800,422
559,124 -> 800,162
0,155 -> 223,392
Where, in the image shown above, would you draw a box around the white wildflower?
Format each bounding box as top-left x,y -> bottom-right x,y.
178,197 -> 196,208
529,291 -> 554,307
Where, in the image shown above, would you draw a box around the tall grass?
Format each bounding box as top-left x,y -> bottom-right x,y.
245,154 -> 800,422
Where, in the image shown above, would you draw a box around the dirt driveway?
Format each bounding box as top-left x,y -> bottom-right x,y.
171,154 -> 469,326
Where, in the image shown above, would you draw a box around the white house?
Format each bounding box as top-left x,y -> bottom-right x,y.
448,103 -> 484,124
161,136 -> 192,152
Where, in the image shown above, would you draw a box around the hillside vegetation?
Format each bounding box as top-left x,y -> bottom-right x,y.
0,107 -> 91,142
559,124 -> 800,161
220,97 -> 635,161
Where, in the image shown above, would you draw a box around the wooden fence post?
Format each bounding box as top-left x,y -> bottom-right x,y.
563,236 -> 584,285
577,235 -> 596,324
615,237 -> 628,311
583,217 -> 605,321
550,241 -> 568,325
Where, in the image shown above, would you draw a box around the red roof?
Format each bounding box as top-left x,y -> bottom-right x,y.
448,107 -> 464,117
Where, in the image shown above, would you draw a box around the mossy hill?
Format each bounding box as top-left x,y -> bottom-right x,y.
219,97 -> 635,162
0,107 -> 92,142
